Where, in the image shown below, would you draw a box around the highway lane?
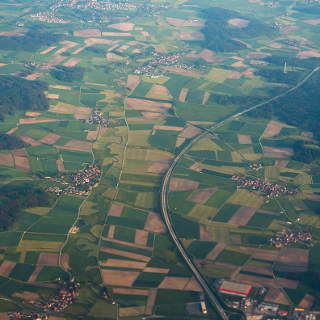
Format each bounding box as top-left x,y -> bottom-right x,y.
160,66 -> 319,319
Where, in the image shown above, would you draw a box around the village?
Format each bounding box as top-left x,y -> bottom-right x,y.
271,231 -> 312,248
86,109 -> 108,127
45,164 -> 101,197
231,175 -> 297,199
8,279 -> 80,320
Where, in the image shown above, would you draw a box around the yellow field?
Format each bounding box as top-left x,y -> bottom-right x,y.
25,207 -> 50,215
202,164 -> 245,175
135,192 -> 155,209
119,306 -> 145,317
294,173 -> 312,185
124,159 -> 151,173
228,189 -> 264,208
264,166 -> 280,181
126,148 -> 173,161
17,240 -> 63,252
128,130 -> 151,147
191,138 -> 223,151
142,75 -> 170,84
205,67 -> 233,83
80,201 -> 98,216
299,214 -> 320,228
188,204 -> 218,220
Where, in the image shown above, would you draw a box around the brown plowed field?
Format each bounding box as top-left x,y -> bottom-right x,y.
238,247 -> 279,261
298,294 -> 315,309
56,159 -> 65,172
108,225 -> 115,239
49,85 -> 71,90
19,136 -> 42,146
179,88 -> 189,102
200,224 -> 212,241
102,270 -> 140,286
179,32 -> 204,41
228,206 -> 256,226
40,133 -> 61,144
264,288 -> 290,305
102,237 -> 152,251
101,259 -> 146,270
143,267 -> 169,274
38,252 -> 59,266
144,212 -> 166,234
148,160 -> 170,174
135,230 -> 148,246
108,23 -> 135,31
159,277 -> 190,290
74,29 -> 101,37
19,119 -> 58,125
59,140 -> 92,152
126,75 -> 140,91
180,125 -> 202,139
0,261 -> 16,277
206,243 -> 226,260
100,247 -> 150,262
125,98 -> 172,113
14,156 -> 30,171
187,187 -> 217,204
112,288 -> 148,296
238,134 -> 252,144
86,130 -> 99,141
202,92 -> 210,104
169,178 -> 199,191
63,58 -> 80,67
108,203 -> 124,217
6,127 -> 18,135
0,154 -> 14,167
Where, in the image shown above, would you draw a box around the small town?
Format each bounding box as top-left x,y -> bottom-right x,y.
271,231 -> 312,248
46,164 -> 101,197
86,109 -> 108,127
231,175 -> 297,198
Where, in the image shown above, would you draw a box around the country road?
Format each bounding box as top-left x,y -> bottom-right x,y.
160,66 -> 319,320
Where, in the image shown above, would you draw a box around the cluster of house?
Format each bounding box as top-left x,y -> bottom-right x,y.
249,163 -> 263,171
231,175 -> 296,198
46,164 -> 101,197
86,109 -> 108,127
271,231 -> 312,248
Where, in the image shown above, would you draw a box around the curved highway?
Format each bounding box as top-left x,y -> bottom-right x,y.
160,66 -> 319,319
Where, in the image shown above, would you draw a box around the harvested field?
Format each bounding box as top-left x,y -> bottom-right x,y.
6,127 -> 18,135
304,19 -> 320,25
200,224 -> 212,241
154,125 -> 183,131
0,314 -> 9,320
144,212 -> 166,234
100,247 -> 150,262
26,112 -> 41,117
237,247 -> 279,261
297,50 -> 320,59
56,159 -> 65,172
40,133 -> 61,145
74,29 -> 101,37
40,46 -> 56,55
144,267 -> 169,274
101,259 -> 146,270
108,203 -> 124,217
86,130 -> 99,141
179,32 -> 204,41
28,266 -> 43,282
108,225 -> 115,239
109,23 -> 135,31
19,119 -> 59,125
45,56 -> 65,68
72,47 -> 85,55
141,112 -> 161,119
250,60 -> 268,65
264,288 -> 290,305
184,278 -> 202,292
0,154 -> 14,167
102,32 -> 132,37
145,288 -> 157,315
161,66 -> 201,77
126,75 -> 140,91
101,270 -> 140,286
169,178 -> 199,191
47,94 -> 59,99
263,120 -> 287,138
49,102 -> 91,117
38,253 -> 59,266
299,294 -> 315,309
176,137 -> 186,148
228,206 -> 256,226
275,160 -> 289,168
112,288 -> 148,296
159,277 -> 190,290
206,243 -> 226,261
238,134 -> 252,144
189,121 -> 214,125
146,85 -> 172,100
202,92 -> 210,105
24,73 -> 41,80
55,41 -> 77,55
187,49 -> 220,63
275,248 -> 309,272
59,140 -> 92,152
188,187 -> 218,204
180,125 -> 202,139
102,237 -> 152,251
125,98 -> 172,113
0,261 -> 16,277
63,58 -> 80,67
232,61 -> 247,68
179,88 -> 189,102
263,146 -> 293,158
135,230 -> 148,246
228,18 -> 250,28
61,253 -> 70,270
107,53 -> 123,62
14,156 -> 30,171
148,160 -> 170,174
49,84 -> 71,90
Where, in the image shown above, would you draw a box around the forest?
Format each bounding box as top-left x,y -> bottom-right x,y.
0,134 -> 24,150
0,76 -> 48,119
201,7 -> 274,52
0,183 -> 49,231
50,65 -> 84,82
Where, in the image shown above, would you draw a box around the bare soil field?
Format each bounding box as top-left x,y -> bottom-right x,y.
228,18 -> 250,28
142,112 -> 161,119
184,278 -> 202,292
200,224 -> 212,241
107,53 -> 123,62
108,225 -> 115,239
13,292 -> 39,302
228,206 -> 256,226
144,212 -> 166,234
238,247 -> 279,261
275,248 -> 309,272
135,230 -> 148,246
179,88 -> 189,102
109,23 -> 135,31
250,60 -> 268,65
126,75 -> 141,91
264,288 -> 290,305
40,133 -> 61,145
47,94 -> 59,99
282,25 -> 298,34
169,178 -> 199,191
45,56 -> 65,68
61,253 -> 70,270
19,119 -> 58,125
101,259 -> 146,270
108,203 -> 124,217
49,85 -> 71,90
40,46 -> 56,55
0,154 -> 14,167
237,134 -> 252,144
159,277 -> 190,290
26,112 -> 41,117
74,29 -> 101,37
19,136 -> 42,147
24,73 -> 41,80
145,289 -> 157,315
180,125 -> 202,139
189,121 -> 214,125
84,38 -> 114,46
102,32 -> 132,37
263,146 -> 293,158
0,261 -> 16,277
187,187 -> 218,204
304,19 -> 320,25
206,243 -> 225,260
263,120 -> 287,138
0,313 -> 9,320
146,84 -> 172,100
58,140 -> 92,152
6,127 -> 18,135
100,248 -> 151,262
125,98 -> 172,113
154,125 -> 183,131
202,92 -> 210,105
112,288 -> 148,296
148,160 -> 170,174
56,159 -> 65,172
298,294 -> 315,309
49,102 -> 91,118
86,130 -> 99,141
102,270 -> 140,286
297,50 -> 320,59
38,252 -> 59,266
275,160 -> 289,168
241,265 -> 272,276
63,58 -> 80,67
12,149 -> 27,157
143,267 -> 169,274
187,49 -> 220,63
247,52 -> 271,59
176,137 -> 186,148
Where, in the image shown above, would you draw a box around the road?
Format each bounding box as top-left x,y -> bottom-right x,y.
160,66 -> 319,319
